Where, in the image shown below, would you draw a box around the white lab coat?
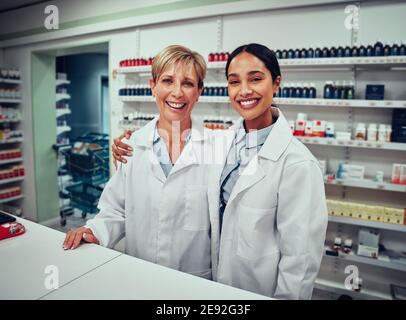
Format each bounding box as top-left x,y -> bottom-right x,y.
208,108 -> 328,299
86,116 -> 214,279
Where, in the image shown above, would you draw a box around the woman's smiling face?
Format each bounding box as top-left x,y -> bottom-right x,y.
227,52 -> 280,128
150,61 -> 202,124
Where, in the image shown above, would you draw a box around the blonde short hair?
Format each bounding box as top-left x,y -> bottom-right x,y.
152,45 -> 207,89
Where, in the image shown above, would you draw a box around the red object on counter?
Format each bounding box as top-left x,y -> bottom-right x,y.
0,222 -> 25,241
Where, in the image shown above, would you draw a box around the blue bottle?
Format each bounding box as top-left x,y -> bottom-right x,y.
314,48 -> 322,58
302,83 -> 310,98
366,44 -> 374,56
282,85 -> 290,98
295,84 -> 303,98
333,83 -> 340,99
281,50 -> 288,59
322,47 -> 330,58
383,44 -> 391,56
290,83 -> 297,98
351,46 -> 359,57
330,46 -> 337,58
374,41 -> 384,56
275,50 -> 281,59
294,48 -> 301,59
337,46 -> 345,57
358,45 -> 367,57
391,43 -> 400,56
287,49 -> 294,59
300,48 -> 308,59
324,81 -> 334,99
307,48 -> 314,58
400,42 -> 406,56
309,83 -> 317,99
344,46 -> 352,57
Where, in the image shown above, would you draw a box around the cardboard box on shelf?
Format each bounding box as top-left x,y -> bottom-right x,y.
358,228 -> 380,258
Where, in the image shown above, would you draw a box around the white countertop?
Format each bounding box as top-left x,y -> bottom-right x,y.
0,217 -> 121,300
0,217 -> 270,300
42,254 -> 269,300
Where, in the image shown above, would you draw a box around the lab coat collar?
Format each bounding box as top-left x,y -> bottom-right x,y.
133,116 -> 208,149
257,108 -> 292,162
223,108 -> 292,207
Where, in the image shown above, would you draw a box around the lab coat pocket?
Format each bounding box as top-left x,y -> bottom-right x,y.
236,203 -> 279,260
184,186 -> 210,231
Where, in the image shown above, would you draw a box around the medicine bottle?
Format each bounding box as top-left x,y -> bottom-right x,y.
367,123 -> 377,141
355,123 -> 366,140
378,124 -> 386,142
324,81 -> 334,99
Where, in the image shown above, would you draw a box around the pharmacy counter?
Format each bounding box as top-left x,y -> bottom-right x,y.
41,254 -> 269,300
0,217 -> 121,300
1,217 -> 269,300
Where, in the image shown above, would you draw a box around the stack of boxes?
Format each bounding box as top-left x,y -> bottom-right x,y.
327,199 -> 406,225
0,186 -> 22,200
0,165 -> 25,180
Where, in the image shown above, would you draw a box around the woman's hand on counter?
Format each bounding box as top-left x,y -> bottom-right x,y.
63,227 -> 100,250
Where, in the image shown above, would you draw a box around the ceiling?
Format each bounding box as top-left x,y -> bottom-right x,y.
0,0 -> 52,13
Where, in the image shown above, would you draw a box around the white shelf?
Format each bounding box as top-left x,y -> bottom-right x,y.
0,99 -> 21,104
0,194 -> 24,204
325,178 -> 406,192
119,95 -> 155,102
314,278 -> 392,300
120,95 -> 406,110
328,215 -> 406,232
57,126 -> 71,135
118,65 -> 152,74
56,79 -> 71,86
199,96 -> 230,103
297,136 -> 406,151
324,252 -> 406,273
0,157 -> 23,165
0,176 -> 24,185
207,56 -> 406,70
274,98 -> 406,109
0,119 -> 20,124
0,79 -> 22,84
55,93 -> 71,102
56,108 -> 71,118
0,138 -> 23,144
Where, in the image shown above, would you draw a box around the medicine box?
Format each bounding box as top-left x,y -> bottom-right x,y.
358,228 -> 380,258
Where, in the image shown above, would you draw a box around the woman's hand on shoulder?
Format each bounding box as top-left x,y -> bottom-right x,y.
112,130 -> 134,167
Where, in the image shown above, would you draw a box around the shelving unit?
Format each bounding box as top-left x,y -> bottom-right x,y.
0,194 -> 23,204
329,215 -> 406,233
323,252 -> 406,273
55,73 -> 73,219
0,99 -> 22,104
324,178 -> 406,192
206,55 -> 406,70
0,176 -> 24,185
0,72 -> 24,214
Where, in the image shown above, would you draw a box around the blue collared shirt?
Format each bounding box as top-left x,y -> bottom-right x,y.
219,120 -> 276,229
152,126 -> 192,177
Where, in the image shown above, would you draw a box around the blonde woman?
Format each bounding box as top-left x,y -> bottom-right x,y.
112,44 -> 327,299
63,45 -> 214,280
